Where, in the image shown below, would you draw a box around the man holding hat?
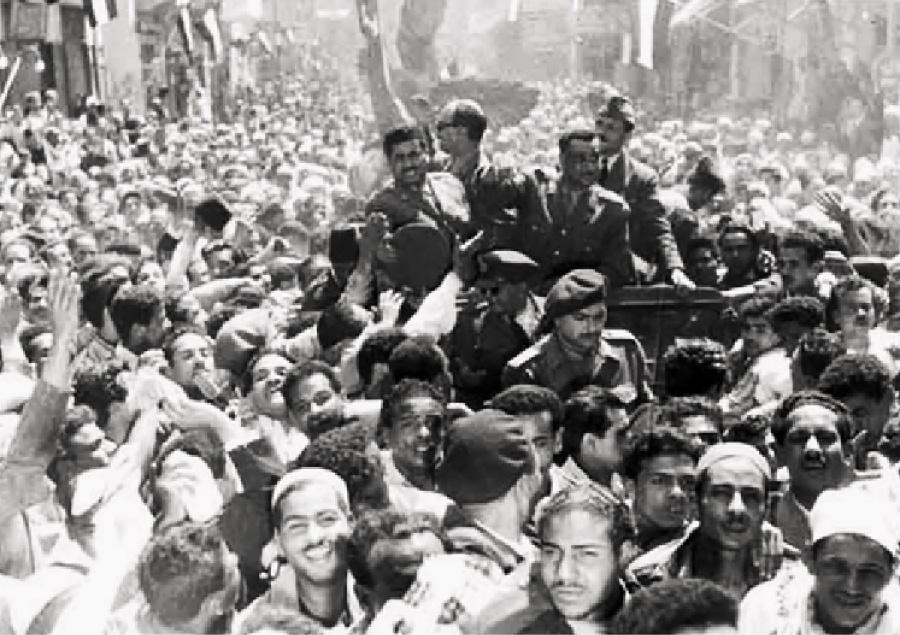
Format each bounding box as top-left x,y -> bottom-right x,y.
502,269 -> 652,403
628,443 -> 794,598
595,95 -> 694,290
739,485 -> 900,634
448,249 -> 543,407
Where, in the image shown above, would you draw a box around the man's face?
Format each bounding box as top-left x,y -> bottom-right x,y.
388,139 -> 427,188
288,372 -> 343,433
635,453 -> 696,531
698,459 -> 766,551
169,333 -> 214,390
540,509 -> 620,621
842,392 -> 892,453
719,232 -> 754,277
278,486 -> 351,585
687,247 -> 720,288
249,354 -> 291,418
72,237 -> 98,264
485,280 -> 529,317
123,196 -> 141,217
838,288 -> 876,335
741,316 -> 779,359
46,243 -> 72,270
24,281 -> 49,324
562,138 -> 600,188
596,116 -> 628,156
778,405 -> 847,501
137,261 -> 166,295
680,415 -> 722,450
811,534 -> 895,632
3,243 -> 31,269
581,406 -> 630,478
436,110 -> 465,157
554,303 -> 607,356
780,247 -> 817,294
388,396 -> 445,478
518,410 -> 560,480
208,249 -> 236,278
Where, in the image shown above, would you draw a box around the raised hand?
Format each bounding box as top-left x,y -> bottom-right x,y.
378,289 -> 405,326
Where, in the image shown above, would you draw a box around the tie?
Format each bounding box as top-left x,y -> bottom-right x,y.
599,157 -> 610,186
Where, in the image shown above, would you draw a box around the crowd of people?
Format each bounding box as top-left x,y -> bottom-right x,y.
2,39 -> 900,635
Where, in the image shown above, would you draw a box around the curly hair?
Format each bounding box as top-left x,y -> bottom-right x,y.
387,336 -> 449,387
72,361 -> 129,426
662,338 -> 728,398
109,283 -> 164,342
658,396 -> 723,434
347,508 -> 448,592
797,328 -> 846,380
138,522 -> 228,627
768,296 -> 824,329
818,353 -> 893,402
282,360 -> 341,414
489,384 -> 564,432
160,325 -> 211,366
772,390 -> 853,445
621,426 -> 701,481
237,605 -> 323,635
737,296 -> 776,327
781,229 -> 825,264
608,578 -> 738,634
356,327 -> 407,386
536,482 -> 634,551
378,378 -> 447,438
292,420 -> 389,515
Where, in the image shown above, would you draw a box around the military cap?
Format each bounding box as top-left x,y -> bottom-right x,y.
596,95 -> 636,129
544,269 -> 608,322
477,250 -> 538,285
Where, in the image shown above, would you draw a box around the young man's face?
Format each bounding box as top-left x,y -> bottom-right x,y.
580,406 -> 629,479
635,453 -> 696,531
840,391 -> 892,455
778,404 -> 847,501
837,288 -> 877,335
287,372 -> 343,433
595,116 -> 628,156
540,509 -> 620,621
562,138 -> 600,188
169,332 -> 214,390
697,459 -> 766,551
249,354 -> 291,419
741,316 -> 779,359
278,486 -> 351,586
388,139 -> 427,188
811,534 -> 895,632
719,232 -> 755,277
779,247 -> 818,294
389,396 -> 445,478
686,246 -> 720,288
517,410 -> 561,479
554,303 -> 607,357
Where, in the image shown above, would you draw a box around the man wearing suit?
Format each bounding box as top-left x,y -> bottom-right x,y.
595,95 -> 695,291
517,130 -> 635,290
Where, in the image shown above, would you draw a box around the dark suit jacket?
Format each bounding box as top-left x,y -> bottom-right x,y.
601,152 -> 684,274
517,172 -> 635,288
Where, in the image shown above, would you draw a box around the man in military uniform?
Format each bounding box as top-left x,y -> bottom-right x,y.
502,269 -> 653,403
517,130 -> 634,289
448,249 -> 544,408
365,125 -> 473,243
595,95 -> 694,291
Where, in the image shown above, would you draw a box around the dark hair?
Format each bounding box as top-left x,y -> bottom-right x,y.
387,336 -> 449,392
282,360 -> 341,414
14,265 -> 47,304
382,125 -> 426,158
771,390 -> 853,445
768,296 -> 824,330
79,258 -> 131,329
292,421 -> 389,516
138,522 -> 227,627
490,385 -> 564,432
621,426 -> 701,481
609,578 -> 738,634
357,328 -> 407,386
156,428 -> 226,480
781,230 -> 825,265
443,100 -> 487,142
725,412 -> 772,445
72,361 -> 129,426
685,236 -> 718,261
160,325 -> 209,366
718,223 -> 758,253
658,396 -> 723,434
797,328 -> 846,380
109,283 -> 163,342
662,339 -> 728,398
378,378 -> 446,438
316,300 -> 368,350
818,353 -> 893,403
347,509 -> 448,593
236,605 -> 323,635
536,482 -> 633,551
738,296 -> 776,328
558,130 -> 596,155
562,386 -> 629,460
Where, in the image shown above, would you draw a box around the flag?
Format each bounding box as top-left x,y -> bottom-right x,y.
83,0 -> 117,27
199,7 -> 223,63
637,0 -> 659,69
178,5 -> 194,57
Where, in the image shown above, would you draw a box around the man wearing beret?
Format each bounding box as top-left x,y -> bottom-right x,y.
516,130 -> 635,289
502,269 -> 653,403
628,443 -> 797,598
436,409 -> 544,574
447,249 -> 544,407
596,95 -> 695,291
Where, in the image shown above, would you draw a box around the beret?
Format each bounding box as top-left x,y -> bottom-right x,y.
544,269 -> 607,323
477,250 -> 538,285
436,409 -> 533,505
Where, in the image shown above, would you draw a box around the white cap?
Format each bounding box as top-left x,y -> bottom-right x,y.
810,486 -> 899,559
271,467 -> 349,512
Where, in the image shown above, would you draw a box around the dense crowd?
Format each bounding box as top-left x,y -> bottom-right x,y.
2,40 -> 900,635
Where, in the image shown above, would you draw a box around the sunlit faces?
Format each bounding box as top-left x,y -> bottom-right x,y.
697,458 -> 766,551
554,303 -> 607,356
387,139 -> 427,189
277,484 -> 351,585
249,354 -> 292,419
634,453 -> 697,531
388,396 -> 446,478
540,509 -> 620,621
811,534 -> 895,633
169,332 -> 214,390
